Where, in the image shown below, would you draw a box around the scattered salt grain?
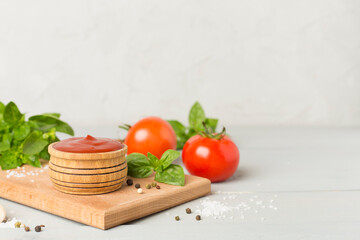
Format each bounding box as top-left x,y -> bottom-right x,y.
5,166 -> 48,179
195,199 -> 233,219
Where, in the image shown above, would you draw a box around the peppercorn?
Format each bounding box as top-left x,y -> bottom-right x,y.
40,225 -> 45,228
126,179 -> 133,186
2,217 -> 7,223
20,223 -> 25,228
24,226 -> 30,232
156,185 -> 160,189
35,226 -> 42,232
196,215 -> 201,221
145,184 -> 151,189
137,188 -> 143,194
14,221 -> 21,228
135,183 -> 140,189
186,208 -> 192,214
151,182 -> 157,187
175,216 -> 180,221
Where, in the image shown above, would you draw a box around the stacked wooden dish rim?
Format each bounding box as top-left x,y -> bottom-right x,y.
48,143 -> 128,195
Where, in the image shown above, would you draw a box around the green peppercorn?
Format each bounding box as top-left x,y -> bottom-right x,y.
24,226 -> 30,232
35,226 -> 41,232
145,184 -> 151,189
126,179 -> 133,186
156,185 -> 160,189
151,182 -> 157,187
14,221 -> 21,228
186,208 -> 192,214
135,183 -> 140,189
175,216 -> 180,221
196,215 -> 201,221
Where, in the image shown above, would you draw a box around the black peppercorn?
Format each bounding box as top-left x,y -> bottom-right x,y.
126,179 -> 133,186
196,215 -> 201,221
175,216 -> 180,221
35,226 -> 41,232
135,183 -> 140,189
186,208 -> 191,214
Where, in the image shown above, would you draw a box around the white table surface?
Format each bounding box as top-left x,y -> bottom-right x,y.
1,126 -> 360,239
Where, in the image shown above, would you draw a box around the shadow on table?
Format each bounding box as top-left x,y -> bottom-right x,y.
224,167 -> 252,183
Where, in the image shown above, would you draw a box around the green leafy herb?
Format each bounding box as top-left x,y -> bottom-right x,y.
3,102 -> 23,124
126,153 -> 153,178
155,164 -> 185,186
168,101 -> 218,149
126,149 -> 184,186
0,101 -> 74,170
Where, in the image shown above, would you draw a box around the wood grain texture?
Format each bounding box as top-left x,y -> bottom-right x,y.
48,143 -> 128,194
48,165 -> 127,183
0,164 -> 211,230
49,161 -> 127,175
50,176 -> 125,188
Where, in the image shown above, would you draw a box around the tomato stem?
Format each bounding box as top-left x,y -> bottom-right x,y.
200,121 -> 226,140
118,124 -> 132,131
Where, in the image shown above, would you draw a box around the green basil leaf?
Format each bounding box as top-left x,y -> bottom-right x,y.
39,146 -> 50,160
147,152 -> 160,169
22,154 -> 41,168
0,101 -> 5,121
43,113 -> 61,118
204,118 -> 218,132
155,164 -> 185,186
168,120 -> 188,149
168,120 -> 186,135
29,115 -> 74,136
0,150 -> 22,170
3,101 -> 23,124
187,128 -> 198,139
189,101 -> 206,131
158,149 -> 180,171
126,153 -> 153,178
0,101 -> 5,113
0,133 -> 12,152
22,131 -> 49,155
14,123 -> 31,140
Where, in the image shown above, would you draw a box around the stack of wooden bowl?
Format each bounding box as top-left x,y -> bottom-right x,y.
48,143 -> 128,195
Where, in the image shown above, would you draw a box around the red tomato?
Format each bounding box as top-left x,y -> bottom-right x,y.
124,117 -> 176,159
182,135 -> 239,182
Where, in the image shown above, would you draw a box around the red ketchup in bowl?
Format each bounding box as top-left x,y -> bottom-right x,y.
53,135 -> 124,153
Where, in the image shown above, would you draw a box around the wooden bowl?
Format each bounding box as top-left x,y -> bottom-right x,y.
48,143 -> 128,195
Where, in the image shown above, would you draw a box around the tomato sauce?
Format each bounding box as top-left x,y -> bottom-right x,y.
53,135 -> 124,153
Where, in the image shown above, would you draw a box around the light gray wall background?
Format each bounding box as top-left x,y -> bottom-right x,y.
1,0 -> 360,128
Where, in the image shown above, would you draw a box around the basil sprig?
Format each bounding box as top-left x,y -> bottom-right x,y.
127,150 -> 185,186
168,102 -> 218,149
0,101 -> 74,170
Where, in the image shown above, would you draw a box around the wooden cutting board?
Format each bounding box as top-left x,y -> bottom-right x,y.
0,164 -> 211,230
